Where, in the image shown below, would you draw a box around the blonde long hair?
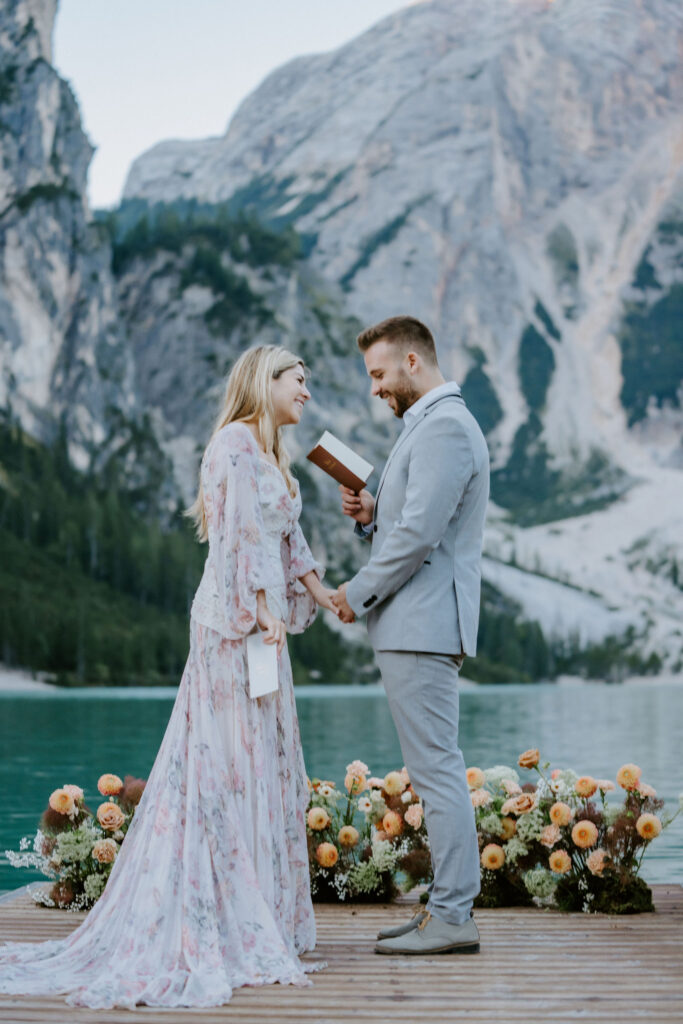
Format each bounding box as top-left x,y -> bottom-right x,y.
187,345 -> 305,542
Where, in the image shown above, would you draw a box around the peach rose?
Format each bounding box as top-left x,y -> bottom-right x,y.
549,802 -> 573,827
399,766 -> 411,786
503,793 -> 536,816
550,769 -> 562,780
502,779 -> 522,796
96,802 -> 125,831
616,763 -> 642,791
307,807 -> 330,831
636,813 -> 662,840
49,789 -> 75,817
575,776 -> 598,798
540,824 -> 561,848
500,816 -> 517,839
596,779 -> 615,792
374,829 -> 388,842
345,760 -> 369,777
518,749 -> 540,769
315,842 -> 338,868
571,820 -> 599,849
62,784 -> 84,802
367,777 -> 385,789
586,849 -> 609,876
382,810 -> 404,837
549,849 -> 572,874
344,773 -> 367,795
636,782 -> 657,799
404,804 -> 424,829
466,767 -> 486,790
383,771 -> 407,796
481,844 -> 505,870
97,773 -> 123,796
338,825 -> 359,848
470,788 -> 491,808
92,838 -> 118,864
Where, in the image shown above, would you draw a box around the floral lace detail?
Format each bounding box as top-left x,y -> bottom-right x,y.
0,422 -> 323,1008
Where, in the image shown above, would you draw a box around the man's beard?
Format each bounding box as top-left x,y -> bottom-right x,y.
383,373 -> 422,418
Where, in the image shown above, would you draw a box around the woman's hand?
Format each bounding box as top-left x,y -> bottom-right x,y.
318,588 -> 341,616
256,593 -> 287,653
298,572 -> 341,616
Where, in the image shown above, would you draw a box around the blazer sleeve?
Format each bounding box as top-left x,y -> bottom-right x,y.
345,415 -> 475,616
205,425 -> 283,639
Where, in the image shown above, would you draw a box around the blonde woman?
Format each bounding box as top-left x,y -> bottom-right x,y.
0,346 -> 335,1008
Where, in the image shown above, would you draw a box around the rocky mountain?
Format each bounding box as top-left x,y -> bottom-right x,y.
123,0 -> 683,672
0,0 -> 681,680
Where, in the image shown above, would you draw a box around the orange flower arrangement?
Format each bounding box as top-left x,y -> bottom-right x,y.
518,749 -> 540,769
466,767 -> 485,789
96,802 -> 125,831
500,816 -> 517,839
481,844 -> 505,870
575,776 -> 598,798
549,801 -> 573,826
571,820 -> 599,849
549,849 -> 572,873
383,771 -> 407,796
307,807 -> 330,831
48,789 -> 75,816
636,814 -> 662,840
382,810 -> 404,837
315,843 -> 338,868
586,849 -> 608,876
616,763 -> 642,791
338,825 -> 359,848
97,774 -> 123,796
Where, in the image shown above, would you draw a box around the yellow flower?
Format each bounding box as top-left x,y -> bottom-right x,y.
338,825 -> 359,848
466,767 -> 485,789
96,802 -> 125,831
616,763 -> 642,791
636,813 -> 662,840
571,820 -> 599,849
586,849 -> 608,876
315,842 -> 339,868
481,844 -> 505,870
344,773 -> 367,795
382,810 -> 404,837
549,801 -> 573,827
307,807 -> 330,831
575,776 -> 598,798
500,816 -> 517,839
549,849 -> 572,873
48,789 -> 75,817
383,771 -> 407,796
518,749 -> 540,769
97,774 -> 123,796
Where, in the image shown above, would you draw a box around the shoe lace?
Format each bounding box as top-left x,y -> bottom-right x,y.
412,905 -> 426,919
417,911 -> 432,931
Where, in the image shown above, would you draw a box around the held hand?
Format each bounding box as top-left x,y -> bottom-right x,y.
256,602 -> 287,654
339,485 -> 374,526
331,582 -> 356,624
318,588 -> 341,616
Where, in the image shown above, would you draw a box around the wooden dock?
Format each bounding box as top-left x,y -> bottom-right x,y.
1,885 -> 682,1023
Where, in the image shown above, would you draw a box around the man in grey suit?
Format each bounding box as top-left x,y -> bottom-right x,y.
332,315 -> 489,955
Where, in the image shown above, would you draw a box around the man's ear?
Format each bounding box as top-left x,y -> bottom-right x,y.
405,350 -> 420,375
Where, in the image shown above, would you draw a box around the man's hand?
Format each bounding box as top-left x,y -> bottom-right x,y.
331,582 -> 356,623
339,485 -> 375,526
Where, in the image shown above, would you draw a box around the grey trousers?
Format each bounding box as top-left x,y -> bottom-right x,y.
375,650 -> 480,925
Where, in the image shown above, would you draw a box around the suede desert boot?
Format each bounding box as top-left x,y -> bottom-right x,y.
375,911 -> 480,955
376,906 -> 428,940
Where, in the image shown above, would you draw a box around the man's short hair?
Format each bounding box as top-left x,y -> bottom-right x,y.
356,315 -> 438,364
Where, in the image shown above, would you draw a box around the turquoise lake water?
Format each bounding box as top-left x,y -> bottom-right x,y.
0,680 -> 681,892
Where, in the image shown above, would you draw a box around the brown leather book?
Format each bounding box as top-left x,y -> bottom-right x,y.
306,430 -> 373,493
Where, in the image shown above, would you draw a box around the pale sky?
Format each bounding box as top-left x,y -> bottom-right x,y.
53,0 -> 412,209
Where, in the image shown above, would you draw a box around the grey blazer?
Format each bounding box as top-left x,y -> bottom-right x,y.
345,385 -> 489,656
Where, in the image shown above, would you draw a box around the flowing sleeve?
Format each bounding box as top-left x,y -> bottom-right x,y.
281,508 -> 323,635
204,424 -> 283,639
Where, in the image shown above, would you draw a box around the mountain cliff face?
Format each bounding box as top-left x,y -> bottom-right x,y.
0,0 -> 681,677
123,0 -> 683,671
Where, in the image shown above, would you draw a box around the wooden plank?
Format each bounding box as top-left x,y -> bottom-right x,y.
0,885 -> 681,1024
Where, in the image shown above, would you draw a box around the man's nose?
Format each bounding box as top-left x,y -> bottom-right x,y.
371,380 -> 381,396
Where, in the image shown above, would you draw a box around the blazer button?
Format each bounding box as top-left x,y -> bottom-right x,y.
373,524 -> 378,532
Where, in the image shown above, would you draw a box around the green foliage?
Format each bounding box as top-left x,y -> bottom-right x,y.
618,284 -> 683,426
179,244 -> 269,332
105,199 -> 302,275
461,582 -> 549,683
15,182 -> 79,213
554,872 -> 654,914
0,64 -> 17,105
0,416 -> 204,684
546,223 -> 579,289
519,324 -> 555,411
533,299 -> 562,341
462,363 -> 503,436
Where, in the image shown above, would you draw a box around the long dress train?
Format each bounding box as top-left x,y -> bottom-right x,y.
0,422 -> 323,1008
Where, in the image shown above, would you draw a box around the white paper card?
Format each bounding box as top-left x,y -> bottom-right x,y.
318,430 -> 374,481
247,632 -> 279,698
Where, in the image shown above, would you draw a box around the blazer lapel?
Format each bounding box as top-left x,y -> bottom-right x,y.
373,385 -> 463,518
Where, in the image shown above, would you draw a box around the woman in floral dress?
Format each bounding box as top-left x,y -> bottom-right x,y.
0,346 -> 337,1008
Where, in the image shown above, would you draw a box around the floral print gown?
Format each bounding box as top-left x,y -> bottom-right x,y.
0,422 -> 322,1008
